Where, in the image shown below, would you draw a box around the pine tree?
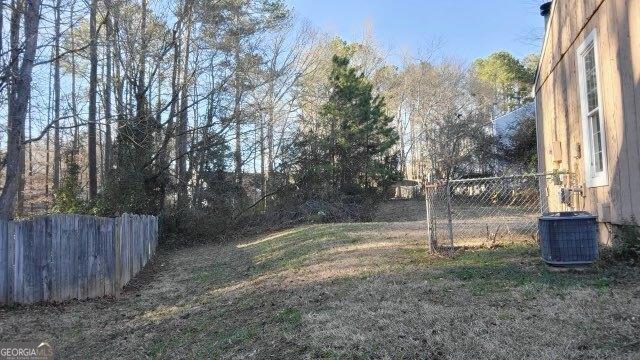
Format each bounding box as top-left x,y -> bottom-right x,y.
297,55 -> 400,201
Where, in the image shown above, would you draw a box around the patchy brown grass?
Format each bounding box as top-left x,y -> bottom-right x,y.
1,200 -> 639,359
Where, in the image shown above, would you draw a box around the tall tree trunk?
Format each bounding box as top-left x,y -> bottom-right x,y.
46,56 -> 52,198
409,112 -> 416,180
154,74 -> 163,157
87,0 -> 99,200
70,2 -> 79,153
127,79 -> 134,119
155,75 -> 163,123
396,89 -> 405,177
105,0 -> 125,129
232,6 -> 243,189
234,93 -> 242,188
96,71 -> 104,182
0,0 -> 42,218
16,103 -> 25,216
259,115 -> 266,210
28,101 -> 33,208
265,78 -> 275,208
165,28 -> 180,167
8,0 -> 18,79
186,58 -> 199,194
52,0 -> 61,190
0,0 -> 4,57
5,0 -> 21,216
176,0 -> 192,208
135,0 -> 148,120
192,90 -> 214,208
113,59 -> 124,125
157,25 -> 181,211
103,5 -> 113,175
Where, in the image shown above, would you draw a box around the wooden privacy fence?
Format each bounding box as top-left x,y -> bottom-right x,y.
0,213 -> 158,304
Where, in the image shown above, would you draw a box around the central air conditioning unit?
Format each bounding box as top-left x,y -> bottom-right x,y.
539,212 -> 599,266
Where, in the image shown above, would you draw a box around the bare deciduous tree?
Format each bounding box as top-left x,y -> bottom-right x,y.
0,0 -> 42,218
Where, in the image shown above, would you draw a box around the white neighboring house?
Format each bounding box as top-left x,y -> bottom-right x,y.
491,102 -> 535,143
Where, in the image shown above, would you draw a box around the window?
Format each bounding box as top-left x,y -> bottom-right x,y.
577,30 -> 608,187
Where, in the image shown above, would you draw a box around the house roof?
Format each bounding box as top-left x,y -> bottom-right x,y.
534,1 -> 558,90
534,0 -> 606,93
492,102 -> 535,138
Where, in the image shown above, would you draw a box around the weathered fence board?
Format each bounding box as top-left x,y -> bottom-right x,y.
0,214 -> 158,305
0,220 -> 8,304
14,222 -> 24,303
7,222 -> 15,303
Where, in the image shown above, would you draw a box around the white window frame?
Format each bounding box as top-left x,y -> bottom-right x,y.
577,29 -> 608,188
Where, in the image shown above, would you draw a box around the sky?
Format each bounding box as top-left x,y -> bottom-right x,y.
285,0 -> 545,64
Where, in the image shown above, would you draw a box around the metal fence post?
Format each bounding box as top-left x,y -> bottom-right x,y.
446,181 -> 454,254
425,186 -> 436,252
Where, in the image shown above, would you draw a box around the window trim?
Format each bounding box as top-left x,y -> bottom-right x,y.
577,29 -> 608,188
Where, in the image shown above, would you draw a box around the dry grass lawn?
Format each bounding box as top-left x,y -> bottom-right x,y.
1,200 -> 640,359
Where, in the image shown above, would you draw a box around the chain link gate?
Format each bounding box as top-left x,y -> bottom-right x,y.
425,173 -> 563,251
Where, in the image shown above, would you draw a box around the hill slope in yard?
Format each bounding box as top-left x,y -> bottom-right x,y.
1,200 -> 640,359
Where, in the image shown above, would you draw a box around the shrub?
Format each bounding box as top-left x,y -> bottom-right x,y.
160,206 -> 236,248
611,223 -> 640,263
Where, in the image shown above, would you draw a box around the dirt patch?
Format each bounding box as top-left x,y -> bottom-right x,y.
1,200 -> 639,359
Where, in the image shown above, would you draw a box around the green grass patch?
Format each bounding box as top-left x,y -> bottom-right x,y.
145,334 -> 194,358
315,349 -> 340,359
429,244 -> 620,296
191,263 -> 236,285
275,307 -> 302,326
216,326 -> 257,348
146,339 -> 167,357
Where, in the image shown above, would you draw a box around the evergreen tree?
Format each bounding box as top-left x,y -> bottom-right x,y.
52,152 -> 85,213
296,55 -> 400,201
101,111 -> 160,216
473,51 -> 536,112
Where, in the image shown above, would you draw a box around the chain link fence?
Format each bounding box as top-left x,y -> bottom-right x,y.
425,173 -> 563,250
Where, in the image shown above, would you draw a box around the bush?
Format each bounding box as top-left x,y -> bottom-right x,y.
611,223 -> 640,263
160,206 -> 236,248
159,172 -> 244,248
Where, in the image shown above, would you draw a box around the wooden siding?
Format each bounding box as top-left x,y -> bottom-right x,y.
536,0 -> 640,230
0,214 -> 158,304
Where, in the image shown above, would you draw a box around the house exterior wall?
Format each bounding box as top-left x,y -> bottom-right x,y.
535,0 -> 640,242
